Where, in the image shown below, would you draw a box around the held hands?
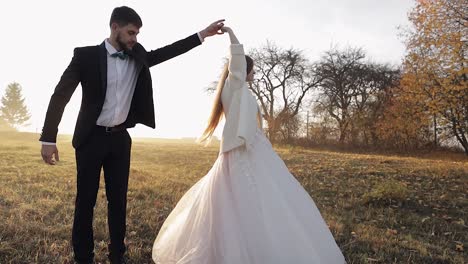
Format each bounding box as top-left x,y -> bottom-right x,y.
41,144 -> 60,165
221,26 -> 232,33
199,19 -> 226,40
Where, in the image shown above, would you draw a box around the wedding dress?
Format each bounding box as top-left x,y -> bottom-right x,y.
152,128 -> 346,263
152,43 -> 346,264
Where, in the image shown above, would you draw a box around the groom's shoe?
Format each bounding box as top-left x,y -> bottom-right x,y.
74,256 -> 95,264
108,243 -> 127,264
107,254 -> 128,264
108,255 -> 128,264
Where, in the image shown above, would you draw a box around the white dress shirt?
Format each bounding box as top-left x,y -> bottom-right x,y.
96,38 -> 140,127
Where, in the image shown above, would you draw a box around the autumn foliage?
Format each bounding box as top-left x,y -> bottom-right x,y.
379,0 -> 467,154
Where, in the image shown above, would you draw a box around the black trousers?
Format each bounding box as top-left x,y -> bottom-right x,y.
72,126 -> 132,262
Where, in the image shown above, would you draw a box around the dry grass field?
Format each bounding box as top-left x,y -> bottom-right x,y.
0,131 -> 466,263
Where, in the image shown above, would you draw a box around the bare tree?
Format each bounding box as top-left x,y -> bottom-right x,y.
314,47 -> 366,144
249,41 -> 322,143
315,46 -> 399,146
351,63 -> 400,146
278,109 -> 302,142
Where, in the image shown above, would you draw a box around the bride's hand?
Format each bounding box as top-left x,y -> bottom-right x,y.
221,26 -> 232,33
222,26 -> 239,44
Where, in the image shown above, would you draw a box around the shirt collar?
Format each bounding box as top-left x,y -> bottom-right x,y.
104,39 -> 119,55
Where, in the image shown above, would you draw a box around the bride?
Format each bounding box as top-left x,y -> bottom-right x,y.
152,26 -> 346,264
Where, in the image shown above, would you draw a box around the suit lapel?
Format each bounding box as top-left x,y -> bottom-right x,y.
98,42 -> 146,103
99,42 -> 107,98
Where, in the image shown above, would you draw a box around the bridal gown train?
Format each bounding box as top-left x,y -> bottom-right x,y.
152,128 -> 346,264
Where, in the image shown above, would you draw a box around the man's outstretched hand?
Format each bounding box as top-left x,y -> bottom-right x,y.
199,19 -> 225,40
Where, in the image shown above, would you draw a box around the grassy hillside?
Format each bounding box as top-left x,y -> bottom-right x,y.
0,131 -> 466,263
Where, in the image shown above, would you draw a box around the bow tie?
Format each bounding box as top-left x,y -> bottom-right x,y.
111,51 -> 129,60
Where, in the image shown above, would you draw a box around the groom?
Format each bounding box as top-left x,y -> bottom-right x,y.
39,6 -> 224,264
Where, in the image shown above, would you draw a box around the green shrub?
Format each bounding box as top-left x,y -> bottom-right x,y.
362,180 -> 409,205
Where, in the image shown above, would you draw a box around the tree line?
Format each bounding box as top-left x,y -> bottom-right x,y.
208,0 -> 467,155
2,1 -> 466,155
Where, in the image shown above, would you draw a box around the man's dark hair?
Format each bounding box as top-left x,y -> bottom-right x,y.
109,6 -> 142,28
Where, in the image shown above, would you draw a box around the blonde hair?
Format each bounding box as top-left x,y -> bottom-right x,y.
197,63 -> 229,145
198,55 -> 261,145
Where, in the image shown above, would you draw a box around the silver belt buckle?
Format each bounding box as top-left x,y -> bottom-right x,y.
105,126 -> 112,133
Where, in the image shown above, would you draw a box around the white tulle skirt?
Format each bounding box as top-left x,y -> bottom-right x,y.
152,129 -> 346,264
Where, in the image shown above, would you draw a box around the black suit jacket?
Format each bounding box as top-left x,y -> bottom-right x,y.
40,33 -> 201,149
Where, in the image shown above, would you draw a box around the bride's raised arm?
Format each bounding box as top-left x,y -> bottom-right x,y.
221,27 -> 247,87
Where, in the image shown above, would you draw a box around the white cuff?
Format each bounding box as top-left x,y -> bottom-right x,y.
197,32 -> 204,43
40,141 -> 56,146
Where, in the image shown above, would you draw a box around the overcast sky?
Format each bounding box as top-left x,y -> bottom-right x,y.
0,0 -> 415,139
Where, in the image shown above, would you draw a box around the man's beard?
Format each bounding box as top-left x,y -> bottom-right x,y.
116,32 -> 131,52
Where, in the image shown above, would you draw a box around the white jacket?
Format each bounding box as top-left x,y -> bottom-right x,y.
220,44 -> 261,153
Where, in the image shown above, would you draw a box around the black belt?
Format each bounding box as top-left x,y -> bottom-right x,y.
96,124 -> 127,133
